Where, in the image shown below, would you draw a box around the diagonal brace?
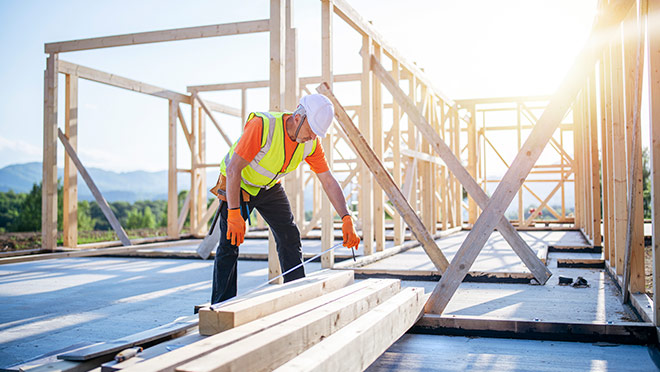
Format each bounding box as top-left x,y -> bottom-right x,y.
317,83 -> 450,272
371,56 -> 551,285
424,0 -> 635,314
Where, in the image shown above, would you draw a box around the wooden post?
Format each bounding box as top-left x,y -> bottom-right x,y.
63,73 -> 78,247
168,100 -> 179,238
623,3 -> 646,297
321,0 -> 334,268
372,43 -> 385,251
600,51 -> 612,260
647,0 -> 660,325
269,0 -> 286,280
517,103 -> 524,226
360,35 -> 374,255
42,54 -> 58,251
198,99 -> 207,236
453,106 -> 462,227
467,104 -> 478,225
611,29 -> 628,274
588,73 -> 602,246
392,60 -> 404,245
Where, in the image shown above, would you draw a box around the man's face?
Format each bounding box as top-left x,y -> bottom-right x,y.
294,114 -> 317,143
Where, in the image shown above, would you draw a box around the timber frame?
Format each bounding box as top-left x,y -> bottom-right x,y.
42,0 -> 659,326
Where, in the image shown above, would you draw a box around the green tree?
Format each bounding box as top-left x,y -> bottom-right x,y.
14,182 -> 63,232
77,200 -> 96,231
0,190 -> 25,232
643,147 -> 651,219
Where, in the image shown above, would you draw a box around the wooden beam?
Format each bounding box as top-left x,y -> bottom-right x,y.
199,270 -> 354,335
360,35 -> 374,255
45,19 -> 270,53
274,287 -> 425,372
57,128 -> 131,246
373,43 -> 385,252
42,54 -> 58,251
370,56 -> 551,284
392,60 -> 404,246
425,0 -> 635,314
179,279 -> 401,372
58,60 -> 190,103
317,83 -> 449,272
648,0 -> 660,326
129,279 -> 397,372
63,73 -> 78,248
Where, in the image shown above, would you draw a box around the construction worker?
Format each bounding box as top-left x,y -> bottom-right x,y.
210,94 -> 361,304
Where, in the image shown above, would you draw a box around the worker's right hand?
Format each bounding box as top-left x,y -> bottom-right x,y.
226,208 -> 246,246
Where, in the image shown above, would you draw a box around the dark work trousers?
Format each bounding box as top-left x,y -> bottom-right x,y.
211,183 -> 304,304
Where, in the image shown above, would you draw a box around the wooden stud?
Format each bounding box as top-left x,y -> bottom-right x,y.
372,43 -> 385,251
647,0 -> 660,326
168,100 -> 179,238
425,0 -> 633,314
321,0 -> 335,268
588,73 -> 602,246
600,51 -> 612,259
42,54 -> 58,251
392,60 -> 404,245
467,104 -> 478,225
611,28 -> 628,274
360,35 -> 374,255
63,73 -> 78,248
623,2 -> 646,298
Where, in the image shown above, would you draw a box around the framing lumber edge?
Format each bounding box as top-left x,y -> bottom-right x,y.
45,19 -> 270,53
412,314 -> 657,345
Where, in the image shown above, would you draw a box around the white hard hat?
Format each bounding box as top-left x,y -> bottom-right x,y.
299,94 -> 334,138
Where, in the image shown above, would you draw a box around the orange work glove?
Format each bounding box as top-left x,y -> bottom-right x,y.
227,208 -> 246,246
341,215 -> 360,250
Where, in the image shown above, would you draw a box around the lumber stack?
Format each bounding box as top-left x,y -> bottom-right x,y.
119,270 -> 424,372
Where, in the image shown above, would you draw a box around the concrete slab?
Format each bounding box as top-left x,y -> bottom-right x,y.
366,333 -> 659,372
0,256 -> 322,368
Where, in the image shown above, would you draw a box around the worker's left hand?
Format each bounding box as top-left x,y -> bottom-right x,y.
341,215 -> 360,249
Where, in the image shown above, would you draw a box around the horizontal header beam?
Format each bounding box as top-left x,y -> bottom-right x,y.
59,60 -> 191,103
46,19 -> 270,53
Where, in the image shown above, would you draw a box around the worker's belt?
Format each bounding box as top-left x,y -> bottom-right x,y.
210,174 -> 251,202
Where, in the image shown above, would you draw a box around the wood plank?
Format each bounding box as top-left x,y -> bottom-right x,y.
123,279 -> 395,372
45,20 -> 270,53
391,60 -> 404,246
57,129 -> 131,246
198,270 -> 354,335
63,73 -> 78,248
370,56 -> 551,284
317,83 -> 449,271
373,44 -> 386,252
647,0 -> 660,326
178,279 -> 401,372
360,34 -> 374,256
193,93 -> 233,147
413,314 -> 656,345
59,315 -> 197,361
42,54 -> 58,251
58,61 -> 190,103
425,0 -> 634,314
273,287 -> 425,372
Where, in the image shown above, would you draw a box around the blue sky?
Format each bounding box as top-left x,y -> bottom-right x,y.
0,0 -> 600,172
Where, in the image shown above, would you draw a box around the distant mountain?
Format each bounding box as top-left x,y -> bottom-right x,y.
0,162 -> 220,202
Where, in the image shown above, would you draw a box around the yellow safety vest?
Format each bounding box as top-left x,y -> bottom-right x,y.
220,112 -> 318,196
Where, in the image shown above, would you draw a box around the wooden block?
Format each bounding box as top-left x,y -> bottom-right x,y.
273,287 -> 425,372
122,279 -> 395,372
177,279 -> 402,372
198,270 -> 354,335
